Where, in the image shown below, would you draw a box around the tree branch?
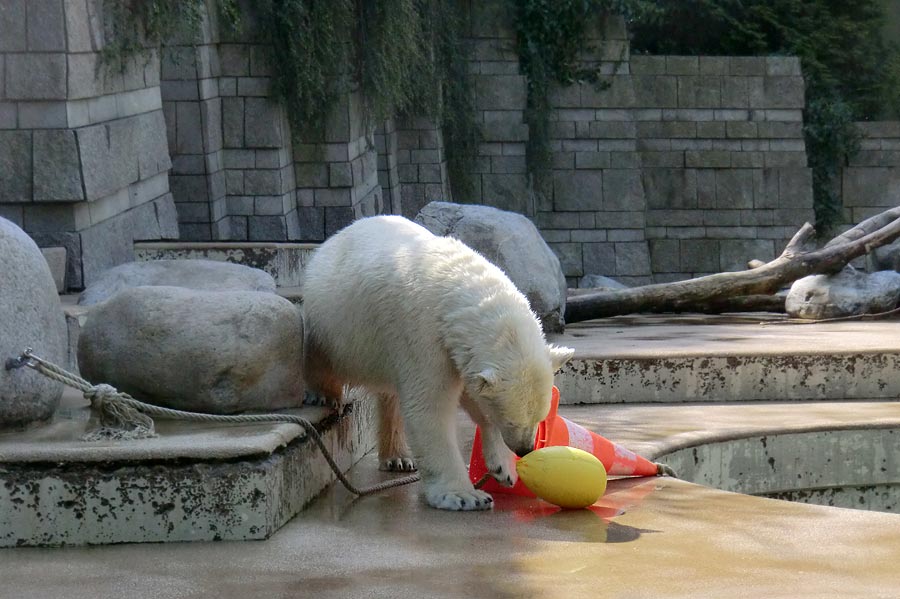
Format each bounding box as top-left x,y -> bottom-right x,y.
565,207 -> 900,323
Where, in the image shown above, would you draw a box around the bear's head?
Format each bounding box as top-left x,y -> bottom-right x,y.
469,335 -> 574,458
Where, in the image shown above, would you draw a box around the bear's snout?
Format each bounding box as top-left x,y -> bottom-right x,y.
502,425 -> 538,459
514,446 -> 532,458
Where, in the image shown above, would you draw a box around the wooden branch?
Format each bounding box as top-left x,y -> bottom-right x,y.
565,207 -> 900,323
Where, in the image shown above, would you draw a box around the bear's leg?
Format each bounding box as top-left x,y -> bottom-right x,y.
377,392 -> 416,472
459,392 -> 518,488
302,337 -> 344,410
399,380 -> 494,511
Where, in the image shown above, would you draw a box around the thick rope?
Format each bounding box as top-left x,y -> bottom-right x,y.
8,349 -> 420,497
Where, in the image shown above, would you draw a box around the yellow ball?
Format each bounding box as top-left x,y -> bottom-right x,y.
516,446 -> 608,509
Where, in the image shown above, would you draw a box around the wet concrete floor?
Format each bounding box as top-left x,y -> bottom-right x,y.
3,402 -> 900,599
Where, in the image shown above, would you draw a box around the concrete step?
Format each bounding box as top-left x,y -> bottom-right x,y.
0,389 -> 377,547
550,314 -> 900,404
134,241 -> 318,288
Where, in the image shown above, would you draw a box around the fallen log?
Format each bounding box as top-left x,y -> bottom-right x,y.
565,206 -> 900,323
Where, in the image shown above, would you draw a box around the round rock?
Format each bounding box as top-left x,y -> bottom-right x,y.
0,217 -> 68,428
415,201 -> 568,332
786,268 -> 900,320
78,259 -> 277,306
77,286 -> 304,414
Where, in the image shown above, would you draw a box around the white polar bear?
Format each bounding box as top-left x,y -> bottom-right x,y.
301,215 -> 573,511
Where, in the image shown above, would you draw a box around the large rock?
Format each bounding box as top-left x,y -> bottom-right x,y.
78,259 -> 277,306
77,287 -> 304,414
0,218 -> 68,428
872,240 -> 900,272
785,269 -> 900,320
577,274 -> 628,290
415,202 -> 568,332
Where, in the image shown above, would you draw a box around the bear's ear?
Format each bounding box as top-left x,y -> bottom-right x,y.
476,368 -> 500,393
547,344 -> 575,371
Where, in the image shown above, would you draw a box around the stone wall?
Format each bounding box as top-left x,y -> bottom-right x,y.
0,0 -> 178,288
464,4 -> 814,285
6,1 -> 880,292
842,121 -> 900,224
393,116 -> 452,218
162,5 -> 383,243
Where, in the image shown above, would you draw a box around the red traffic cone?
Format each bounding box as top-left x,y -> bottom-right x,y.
469,386 -> 660,496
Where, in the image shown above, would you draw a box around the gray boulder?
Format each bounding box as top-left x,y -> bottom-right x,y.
78,259 -> 277,306
77,286 -> 304,414
577,274 -> 628,290
785,268 -> 900,320
872,239 -> 900,272
0,218 -> 68,428
415,202 -> 567,332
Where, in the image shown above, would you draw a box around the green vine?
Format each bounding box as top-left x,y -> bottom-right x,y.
512,0 -> 610,201
104,0 -> 477,200
254,0 -> 354,135
100,0 -> 240,66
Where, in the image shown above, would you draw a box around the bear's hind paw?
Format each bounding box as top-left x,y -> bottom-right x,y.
427,488 -> 494,511
379,457 -> 417,472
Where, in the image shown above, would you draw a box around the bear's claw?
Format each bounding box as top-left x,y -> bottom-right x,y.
380,457 -> 417,472
302,390 -> 329,406
427,488 -> 494,511
491,466 -> 514,487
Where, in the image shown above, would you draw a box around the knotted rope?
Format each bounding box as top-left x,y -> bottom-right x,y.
5,349 -> 423,497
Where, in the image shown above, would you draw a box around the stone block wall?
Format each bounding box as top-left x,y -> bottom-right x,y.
633,55 -> 811,282
292,89 -> 384,240
161,2 -> 384,243
3,1 -> 837,290
375,118 -> 402,214
160,11 -> 227,241
393,116 -> 452,218
842,121 -> 900,224
463,7 -> 815,285
0,0 -> 179,288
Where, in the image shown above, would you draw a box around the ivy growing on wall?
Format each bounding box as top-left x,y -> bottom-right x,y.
101,0 -> 239,65
104,0 -> 477,199
511,0 -> 651,204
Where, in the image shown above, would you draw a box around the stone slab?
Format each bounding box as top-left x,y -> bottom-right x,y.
0,389 -> 376,546
134,241 -> 318,287
550,314 -> 900,404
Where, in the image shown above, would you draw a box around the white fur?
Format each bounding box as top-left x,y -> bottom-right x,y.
301,215 -> 573,511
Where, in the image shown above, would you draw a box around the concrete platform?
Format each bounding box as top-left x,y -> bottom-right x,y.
0,389 -> 377,547
551,314 -> 900,404
2,400 -> 899,598
134,241 -> 318,288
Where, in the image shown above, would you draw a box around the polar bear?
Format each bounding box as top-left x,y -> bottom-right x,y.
301,215 -> 573,511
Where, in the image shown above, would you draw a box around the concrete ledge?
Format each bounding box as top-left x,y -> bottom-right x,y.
658,427 -> 900,511
0,390 -> 376,547
134,241 -> 318,288
551,315 -> 900,403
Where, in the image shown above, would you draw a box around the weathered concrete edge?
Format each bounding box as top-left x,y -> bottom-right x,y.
632,418 -> 900,463
0,399 -> 377,547
134,242 -> 319,288
557,353 -> 900,404
652,427 -> 900,513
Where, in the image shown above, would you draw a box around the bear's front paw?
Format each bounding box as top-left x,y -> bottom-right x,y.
380,456 -> 417,472
426,487 -> 494,511
485,447 -> 518,488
